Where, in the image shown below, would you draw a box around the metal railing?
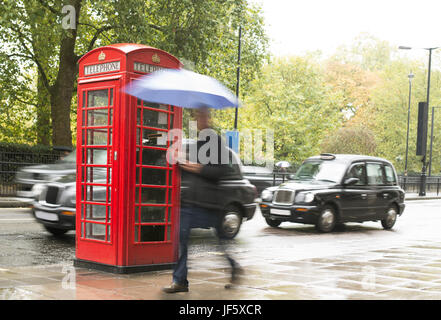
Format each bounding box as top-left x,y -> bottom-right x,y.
0,151 -> 62,196
248,171 -> 441,196
398,175 -> 441,195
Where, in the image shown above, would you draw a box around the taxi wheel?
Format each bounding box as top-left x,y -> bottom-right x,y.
316,205 -> 337,233
381,205 -> 397,230
218,205 -> 242,240
265,218 -> 282,228
44,226 -> 68,236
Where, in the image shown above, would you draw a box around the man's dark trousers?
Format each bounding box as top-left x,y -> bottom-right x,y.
173,205 -> 235,286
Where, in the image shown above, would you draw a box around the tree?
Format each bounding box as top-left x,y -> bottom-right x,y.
233,56 -> 345,164
321,125 -> 377,155
0,0 -> 268,147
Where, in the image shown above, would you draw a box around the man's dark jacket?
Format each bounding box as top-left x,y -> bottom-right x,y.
180,129 -> 231,211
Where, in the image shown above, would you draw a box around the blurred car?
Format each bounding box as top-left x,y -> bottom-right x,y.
242,165 -> 287,196
260,154 -> 405,232
15,150 -> 76,201
32,174 -> 78,236
32,143 -> 257,239
180,140 -> 258,238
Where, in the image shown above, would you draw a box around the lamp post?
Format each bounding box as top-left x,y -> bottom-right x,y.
399,46 -> 439,196
233,26 -> 242,130
404,71 -> 414,177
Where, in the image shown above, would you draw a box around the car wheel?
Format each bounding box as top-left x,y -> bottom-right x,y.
381,205 -> 397,230
217,205 -> 242,239
315,205 -> 337,233
265,218 -> 282,228
44,226 -> 68,236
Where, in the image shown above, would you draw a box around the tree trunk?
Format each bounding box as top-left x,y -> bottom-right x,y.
49,0 -> 82,149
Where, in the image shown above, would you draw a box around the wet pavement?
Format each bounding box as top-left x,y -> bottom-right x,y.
0,200 -> 441,299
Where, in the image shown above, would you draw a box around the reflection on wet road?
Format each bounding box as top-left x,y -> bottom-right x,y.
0,208 -> 75,267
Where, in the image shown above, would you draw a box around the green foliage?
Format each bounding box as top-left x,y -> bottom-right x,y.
0,0 -> 268,147
226,56 -> 345,163
0,141 -> 57,154
321,125 -> 377,155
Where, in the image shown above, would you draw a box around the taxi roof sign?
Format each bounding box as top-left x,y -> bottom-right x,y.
320,153 -> 336,160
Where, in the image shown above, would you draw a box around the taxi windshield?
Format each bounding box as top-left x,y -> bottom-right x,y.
291,160 -> 346,183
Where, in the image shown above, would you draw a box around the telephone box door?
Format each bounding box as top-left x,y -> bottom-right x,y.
128,97 -> 181,265
76,80 -> 119,264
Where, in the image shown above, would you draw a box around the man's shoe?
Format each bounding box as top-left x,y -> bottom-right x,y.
231,265 -> 244,282
162,282 -> 189,293
225,266 -> 244,289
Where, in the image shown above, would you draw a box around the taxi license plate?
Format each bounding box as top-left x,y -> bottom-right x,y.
270,208 -> 291,216
35,210 -> 59,222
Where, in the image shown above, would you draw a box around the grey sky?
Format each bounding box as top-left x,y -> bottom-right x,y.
252,0 -> 441,61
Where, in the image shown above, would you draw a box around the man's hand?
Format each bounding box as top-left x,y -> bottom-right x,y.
179,161 -> 203,174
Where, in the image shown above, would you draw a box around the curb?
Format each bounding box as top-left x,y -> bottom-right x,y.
405,196 -> 441,201
0,198 -> 33,208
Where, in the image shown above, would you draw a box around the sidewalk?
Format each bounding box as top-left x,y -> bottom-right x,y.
404,193 -> 441,200
0,197 -> 33,208
1,239 -> 441,300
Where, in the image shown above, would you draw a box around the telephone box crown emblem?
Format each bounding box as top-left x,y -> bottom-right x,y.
152,53 -> 160,64
98,51 -> 106,61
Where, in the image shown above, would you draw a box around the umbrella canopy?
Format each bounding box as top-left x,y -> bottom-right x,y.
123,68 -> 240,109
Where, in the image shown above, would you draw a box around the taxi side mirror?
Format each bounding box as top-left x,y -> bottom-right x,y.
343,177 -> 359,186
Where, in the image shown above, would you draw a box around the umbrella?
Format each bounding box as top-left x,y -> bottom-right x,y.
123,68 -> 240,109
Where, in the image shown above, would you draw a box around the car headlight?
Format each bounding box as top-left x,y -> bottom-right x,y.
31,184 -> 45,199
295,192 -> 315,203
261,189 -> 274,202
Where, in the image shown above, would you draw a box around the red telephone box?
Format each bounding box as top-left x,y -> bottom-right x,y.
74,43 -> 183,273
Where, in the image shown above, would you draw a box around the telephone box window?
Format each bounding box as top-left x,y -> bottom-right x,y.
142,108 -> 169,130
140,148 -> 167,166
141,206 -> 167,223
87,109 -> 109,127
88,89 -> 108,107
142,129 -> 167,147
86,167 -> 106,183
136,187 -> 167,204
86,223 -> 106,241
85,204 -> 107,221
88,129 -> 109,146
141,168 -> 167,186
140,225 -> 165,242
87,148 -> 108,165
86,185 -> 107,203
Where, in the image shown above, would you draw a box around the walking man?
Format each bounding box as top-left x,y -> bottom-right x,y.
163,107 -> 242,293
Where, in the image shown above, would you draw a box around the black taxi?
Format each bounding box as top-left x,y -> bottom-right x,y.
259,154 -> 405,232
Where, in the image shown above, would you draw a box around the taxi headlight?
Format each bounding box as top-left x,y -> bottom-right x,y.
296,192 -> 315,203
261,189 -> 274,201
304,193 -> 315,203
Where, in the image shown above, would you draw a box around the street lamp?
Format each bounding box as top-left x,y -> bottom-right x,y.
399,45 -> 439,196
233,25 -> 242,130
404,71 -> 414,177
